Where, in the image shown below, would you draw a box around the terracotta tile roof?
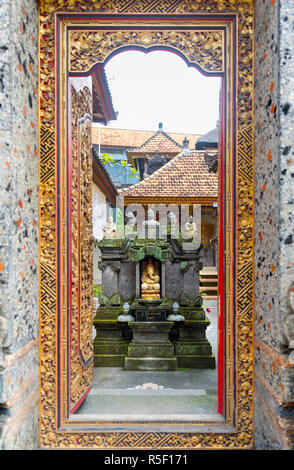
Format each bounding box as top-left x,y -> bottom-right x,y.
127,129 -> 182,155
119,151 -> 218,199
92,127 -> 202,150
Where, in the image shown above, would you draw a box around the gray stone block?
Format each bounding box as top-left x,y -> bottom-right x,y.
119,261 -> 136,300
102,265 -> 118,297
165,261 -> 183,300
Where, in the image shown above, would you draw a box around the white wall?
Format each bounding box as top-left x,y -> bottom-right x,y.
92,182 -> 107,284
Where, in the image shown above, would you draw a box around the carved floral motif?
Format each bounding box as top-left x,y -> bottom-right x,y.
69,30 -> 224,74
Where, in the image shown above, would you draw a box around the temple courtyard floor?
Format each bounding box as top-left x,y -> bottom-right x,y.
74,300 -> 220,424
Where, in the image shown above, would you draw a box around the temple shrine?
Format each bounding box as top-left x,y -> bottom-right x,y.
94,217 -> 216,371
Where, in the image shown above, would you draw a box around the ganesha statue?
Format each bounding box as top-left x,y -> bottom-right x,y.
141,258 -> 160,300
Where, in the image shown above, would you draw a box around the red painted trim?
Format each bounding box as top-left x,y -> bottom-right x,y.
70,386 -> 91,415
218,78 -> 225,415
77,121 -> 82,356
59,13 -> 236,23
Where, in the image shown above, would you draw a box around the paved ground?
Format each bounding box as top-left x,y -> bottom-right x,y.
76,300 -> 218,419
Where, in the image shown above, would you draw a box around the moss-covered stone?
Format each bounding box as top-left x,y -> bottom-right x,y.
94,342 -> 129,355
94,307 -> 122,320
128,240 -> 171,263
94,355 -> 126,367
180,294 -> 203,307
93,320 -> 129,367
173,340 -> 212,356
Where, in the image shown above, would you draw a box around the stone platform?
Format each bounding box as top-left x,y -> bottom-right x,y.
75,310 -> 218,421
124,321 -> 177,371
94,319 -> 129,367
74,366 -> 218,420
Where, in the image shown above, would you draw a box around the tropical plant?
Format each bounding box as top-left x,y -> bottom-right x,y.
100,152 -> 139,180
93,284 -> 102,297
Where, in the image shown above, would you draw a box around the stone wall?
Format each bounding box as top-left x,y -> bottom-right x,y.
254,0 -> 294,449
0,0 -> 38,449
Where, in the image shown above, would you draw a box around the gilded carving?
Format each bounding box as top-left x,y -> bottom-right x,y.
70,85 -> 94,410
69,30 -> 224,74
141,258 -> 161,300
40,0 -> 253,15
39,0 -> 254,450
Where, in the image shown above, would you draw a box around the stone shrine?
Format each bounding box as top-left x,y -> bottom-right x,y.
94,235 -> 215,371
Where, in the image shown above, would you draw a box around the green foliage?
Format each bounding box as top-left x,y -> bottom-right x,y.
93,284 -> 102,297
100,152 -> 139,180
130,166 -> 139,179
116,207 -> 124,235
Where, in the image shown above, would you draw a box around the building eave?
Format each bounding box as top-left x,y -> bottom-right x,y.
122,196 -> 217,206
92,67 -> 117,124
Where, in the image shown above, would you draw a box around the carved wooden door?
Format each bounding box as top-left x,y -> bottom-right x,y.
68,77 -> 94,413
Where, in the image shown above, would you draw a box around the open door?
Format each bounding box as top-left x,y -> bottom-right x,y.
68,77 -> 94,414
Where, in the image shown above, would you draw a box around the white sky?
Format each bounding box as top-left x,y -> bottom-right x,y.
97,50 -> 221,135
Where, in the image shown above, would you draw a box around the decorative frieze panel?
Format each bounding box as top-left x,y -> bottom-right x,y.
69,30 -> 224,74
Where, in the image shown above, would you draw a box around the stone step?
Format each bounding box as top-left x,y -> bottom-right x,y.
199,286 -> 218,291
76,388 -> 218,416
199,278 -> 218,284
199,271 -> 218,300
94,354 -> 125,367
124,357 -> 177,371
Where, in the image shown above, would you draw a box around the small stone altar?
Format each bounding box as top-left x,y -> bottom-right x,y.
93,234 -> 215,371
124,321 -> 177,371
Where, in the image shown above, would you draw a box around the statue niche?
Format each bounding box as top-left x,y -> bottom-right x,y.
141,257 -> 161,300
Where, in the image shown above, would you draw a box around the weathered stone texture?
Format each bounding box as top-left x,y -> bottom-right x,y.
0,0 -> 38,450
254,0 -> 294,449
118,262 -> 136,300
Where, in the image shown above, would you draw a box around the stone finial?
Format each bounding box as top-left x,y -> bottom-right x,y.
182,137 -> 190,155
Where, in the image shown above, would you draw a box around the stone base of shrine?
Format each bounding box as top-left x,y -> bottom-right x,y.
124,321 -> 177,371
124,357 -> 177,371
176,353 -> 216,369
93,320 -> 129,367
173,320 -> 216,369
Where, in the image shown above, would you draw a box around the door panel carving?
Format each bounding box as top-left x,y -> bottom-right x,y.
69,83 -> 94,412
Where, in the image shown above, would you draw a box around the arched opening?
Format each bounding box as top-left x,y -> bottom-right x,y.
74,49 -> 222,422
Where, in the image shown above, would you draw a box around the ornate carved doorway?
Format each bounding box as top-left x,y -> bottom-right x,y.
39,0 -> 254,449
